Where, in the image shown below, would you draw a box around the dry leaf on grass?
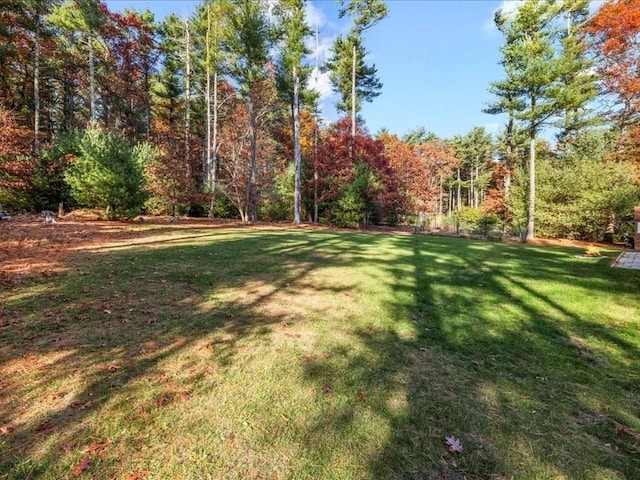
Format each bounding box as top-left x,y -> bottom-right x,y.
445,435 -> 463,453
72,457 -> 91,476
124,470 -> 149,480
0,424 -> 16,435
82,440 -> 111,454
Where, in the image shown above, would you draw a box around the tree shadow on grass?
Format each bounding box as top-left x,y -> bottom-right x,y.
337,235 -> 640,479
0,228 -> 639,479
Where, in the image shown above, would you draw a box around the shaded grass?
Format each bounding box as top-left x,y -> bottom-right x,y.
1,226 -> 640,479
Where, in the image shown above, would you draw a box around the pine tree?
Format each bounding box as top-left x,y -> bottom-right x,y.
488,0 -> 564,242
326,0 -> 387,139
225,0 -> 272,222
274,0 -> 311,225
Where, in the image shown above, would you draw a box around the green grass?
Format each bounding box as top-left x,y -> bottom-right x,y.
1,227 -> 640,479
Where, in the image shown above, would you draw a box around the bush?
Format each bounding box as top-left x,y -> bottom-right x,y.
65,126 -> 146,217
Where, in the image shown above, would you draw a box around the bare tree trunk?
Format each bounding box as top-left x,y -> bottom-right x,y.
33,9 -> 40,155
205,6 -> 212,211
210,71 -> 219,217
88,37 -> 96,121
526,135 -> 536,242
293,64 -> 302,225
248,89 -> 258,222
469,166 -> 473,207
184,18 -> 191,179
313,116 -> 319,223
437,178 -> 443,227
350,42 -> 356,160
475,163 -> 480,208
456,168 -> 461,212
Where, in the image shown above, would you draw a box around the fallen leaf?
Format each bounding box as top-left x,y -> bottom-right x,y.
357,390 -> 367,402
322,384 -> 333,394
0,424 -> 16,435
445,435 -> 463,454
82,439 -> 111,454
124,471 -> 149,480
72,457 -> 91,476
301,354 -> 311,363
108,363 -> 121,372
63,443 -> 75,453
155,396 -> 171,408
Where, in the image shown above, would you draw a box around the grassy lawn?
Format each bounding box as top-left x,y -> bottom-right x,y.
1,225 -> 640,479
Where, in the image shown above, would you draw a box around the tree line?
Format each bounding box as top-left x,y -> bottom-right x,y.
0,0 -> 639,241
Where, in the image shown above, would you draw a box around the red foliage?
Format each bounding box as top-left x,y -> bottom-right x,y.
0,108 -> 35,191
217,80 -> 280,221
145,117 -> 199,213
101,8 -> 157,140
312,118 -> 399,219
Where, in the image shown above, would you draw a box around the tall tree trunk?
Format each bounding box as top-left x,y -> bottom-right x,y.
469,166 -> 473,207
33,9 -> 40,155
351,42 -> 356,137
144,69 -> 150,139
293,64 -> 302,225
313,115 -> 319,223
456,168 -> 461,212
210,71 -> 218,216
248,89 -> 258,222
474,163 -> 479,208
184,18 -> 191,180
350,42 -> 356,159
88,36 -> 96,121
437,178 -> 443,227
526,135 -> 536,242
205,5 -> 212,205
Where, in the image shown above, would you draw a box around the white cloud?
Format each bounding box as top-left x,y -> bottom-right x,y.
307,66 -> 333,100
483,122 -> 502,134
306,34 -> 333,66
483,0 -> 524,35
304,1 -> 327,30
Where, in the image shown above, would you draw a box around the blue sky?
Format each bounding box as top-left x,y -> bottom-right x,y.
102,0 -> 538,139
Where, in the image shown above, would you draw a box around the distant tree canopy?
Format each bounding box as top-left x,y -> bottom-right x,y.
0,0 -> 637,239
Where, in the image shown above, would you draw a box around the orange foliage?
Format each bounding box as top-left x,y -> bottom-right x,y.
379,132 -> 459,215
0,107 -> 34,191
587,0 -> 640,124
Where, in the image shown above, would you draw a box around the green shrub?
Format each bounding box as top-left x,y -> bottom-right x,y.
65,127 -> 147,217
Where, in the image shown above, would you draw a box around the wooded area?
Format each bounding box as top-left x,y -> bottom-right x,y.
1,0 -> 639,241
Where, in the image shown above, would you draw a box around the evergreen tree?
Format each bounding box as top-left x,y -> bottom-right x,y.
64,126 -> 146,216
554,0 -> 599,141
326,0 -> 387,138
488,0 -> 564,242
224,0 -> 273,222
274,0 -> 311,225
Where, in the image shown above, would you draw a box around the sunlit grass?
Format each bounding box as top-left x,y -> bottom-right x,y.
1,227 -> 639,479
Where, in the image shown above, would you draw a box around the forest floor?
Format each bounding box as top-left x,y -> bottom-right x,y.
1,216 -> 639,479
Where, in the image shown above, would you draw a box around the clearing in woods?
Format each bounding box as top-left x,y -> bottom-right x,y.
1,217 -> 639,479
